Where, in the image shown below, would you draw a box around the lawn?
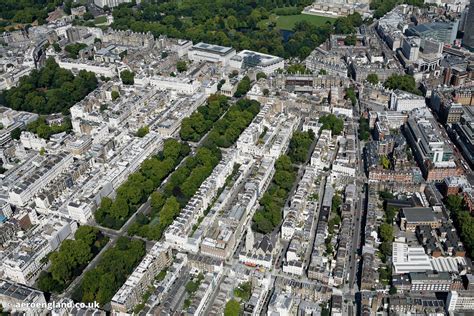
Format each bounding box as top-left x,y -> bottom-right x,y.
94,15 -> 108,25
276,14 -> 335,30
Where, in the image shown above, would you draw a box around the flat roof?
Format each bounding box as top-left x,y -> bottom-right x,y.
192,42 -> 234,55
402,207 -> 437,223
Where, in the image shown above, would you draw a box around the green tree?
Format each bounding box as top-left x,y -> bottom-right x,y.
234,76 -> 251,98
2,58 -> 97,115
380,155 -> 390,169
120,70 -> 135,85
344,34 -> 357,46
358,115 -> 370,140
287,63 -> 311,74
136,126 -> 149,138
234,281 -> 252,301
52,42 -> 61,52
379,223 -> 393,242
389,286 -> 397,295
10,127 -> 21,140
319,114 -> 344,135
224,299 -> 241,316
384,74 -> 421,95
176,60 -> 187,73
111,90 -> 119,101
288,131 -> 314,163
332,193 -> 342,213
366,73 -> 379,85
65,43 -> 87,59
256,72 -> 267,80
345,87 -> 357,106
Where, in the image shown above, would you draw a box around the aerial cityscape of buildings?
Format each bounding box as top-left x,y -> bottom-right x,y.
0,0 -> 474,315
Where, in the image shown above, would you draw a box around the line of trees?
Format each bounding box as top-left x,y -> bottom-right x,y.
95,139 -> 190,229
234,76 -> 251,98
77,237 -> 146,305
37,226 -> 108,293
180,94 -> 229,142
205,98 -> 260,148
128,145 -> 222,240
1,58 -> 98,115
252,130 -> 315,233
252,155 -> 296,234
371,0 -> 425,19
288,130 -> 315,163
129,98 -> 260,240
445,195 -> 474,258
358,115 -> 370,141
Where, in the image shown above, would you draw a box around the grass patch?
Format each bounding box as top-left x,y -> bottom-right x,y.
276,14 -> 335,30
94,16 -> 107,25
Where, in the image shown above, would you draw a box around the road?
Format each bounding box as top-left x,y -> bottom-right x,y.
59,98 -> 229,301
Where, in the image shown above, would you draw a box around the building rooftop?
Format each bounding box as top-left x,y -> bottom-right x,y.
401,207 -> 437,223
192,42 -> 234,55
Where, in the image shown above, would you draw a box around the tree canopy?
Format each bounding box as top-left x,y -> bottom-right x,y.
95,139 -> 190,229
234,76 -> 252,98
110,1 -> 363,60
288,130 -> 315,163
120,70 -> 135,85
366,73 -> 379,85
130,98 -> 260,240
205,98 -> 260,148
224,299 -> 241,316
319,114 -> 344,135
0,0 -> 60,27
384,74 -> 421,95
136,126 -> 150,138
180,94 -> 229,142
358,115 -> 370,141
176,60 -> 187,73
27,116 -> 72,139
78,237 -> 145,305
1,58 -> 97,114
253,148 -> 300,234
128,145 -> 222,240
37,226 -> 108,293
445,195 -> 474,258
65,43 -> 87,59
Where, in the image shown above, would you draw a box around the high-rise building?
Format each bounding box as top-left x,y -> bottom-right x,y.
463,0 -> 474,49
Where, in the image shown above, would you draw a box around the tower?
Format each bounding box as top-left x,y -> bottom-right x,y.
463,0 -> 474,50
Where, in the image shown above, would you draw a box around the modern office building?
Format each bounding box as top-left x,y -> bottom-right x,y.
188,42 -> 236,66
451,107 -> 474,168
390,89 -> 426,112
406,21 -> 459,44
463,0 -> 474,49
404,115 -> 461,181
229,50 -> 284,75
446,291 -> 474,312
